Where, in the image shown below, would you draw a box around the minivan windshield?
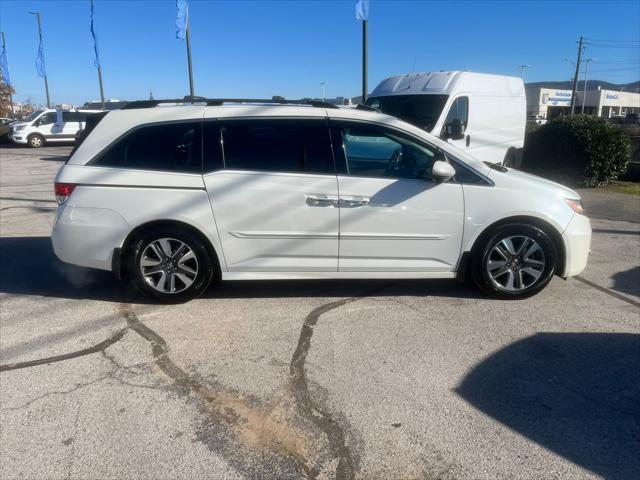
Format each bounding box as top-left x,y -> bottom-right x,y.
365,94 -> 449,131
22,110 -> 45,123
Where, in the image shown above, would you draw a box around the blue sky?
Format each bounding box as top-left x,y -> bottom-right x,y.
1,0 -> 639,106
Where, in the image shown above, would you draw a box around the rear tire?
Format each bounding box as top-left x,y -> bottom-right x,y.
472,223 -> 557,299
28,134 -> 45,148
128,228 -> 214,303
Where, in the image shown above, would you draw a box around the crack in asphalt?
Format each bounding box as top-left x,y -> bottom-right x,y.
117,285 -> 391,479
290,284 -> 394,480
0,328 -> 127,372
574,276 -> 640,308
290,297 -> 361,480
1,288 -> 389,478
117,303 -> 319,478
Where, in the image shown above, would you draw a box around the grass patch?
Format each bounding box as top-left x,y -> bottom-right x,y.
601,181 -> 640,196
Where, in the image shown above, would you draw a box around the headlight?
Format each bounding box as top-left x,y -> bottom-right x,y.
565,198 -> 584,215
14,125 -> 25,131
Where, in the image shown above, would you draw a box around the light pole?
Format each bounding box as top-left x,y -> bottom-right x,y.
518,64 -> 531,81
581,58 -> 594,114
320,82 -> 327,102
29,11 -> 51,108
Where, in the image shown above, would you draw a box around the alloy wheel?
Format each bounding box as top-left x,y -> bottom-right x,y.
139,238 -> 199,294
486,235 -> 546,292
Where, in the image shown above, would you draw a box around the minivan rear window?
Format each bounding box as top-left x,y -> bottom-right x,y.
93,121 -> 202,173
219,119 -> 334,174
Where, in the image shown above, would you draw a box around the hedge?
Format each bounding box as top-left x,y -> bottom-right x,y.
522,115 -> 631,187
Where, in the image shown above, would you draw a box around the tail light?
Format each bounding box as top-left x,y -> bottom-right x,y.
54,182 -> 76,205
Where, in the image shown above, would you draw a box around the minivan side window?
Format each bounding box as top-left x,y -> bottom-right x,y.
93,122 -> 202,173
442,96 -> 468,137
332,123 -> 441,180
62,112 -> 79,123
219,120 -> 334,174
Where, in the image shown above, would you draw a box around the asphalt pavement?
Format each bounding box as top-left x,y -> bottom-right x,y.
1,145 -> 638,480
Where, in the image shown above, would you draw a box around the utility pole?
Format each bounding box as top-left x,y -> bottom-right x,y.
518,64 -> 531,82
1,32 -> 14,118
581,58 -> 594,114
569,36 -> 584,115
320,82 -> 327,102
29,12 -> 51,108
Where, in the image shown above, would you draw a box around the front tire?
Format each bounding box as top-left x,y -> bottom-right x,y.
28,134 -> 45,148
472,224 -> 557,299
128,228 -> 214,303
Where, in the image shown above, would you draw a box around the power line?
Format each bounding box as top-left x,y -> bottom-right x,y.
584,37 -> 640,43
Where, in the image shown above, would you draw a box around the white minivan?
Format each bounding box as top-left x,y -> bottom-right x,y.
9,109 -> 102,148
366,71 -> 526,166
51,98 -> 590,303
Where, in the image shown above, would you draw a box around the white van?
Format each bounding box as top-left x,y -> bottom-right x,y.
366,71 -> 526,166
9,109 -> 102,148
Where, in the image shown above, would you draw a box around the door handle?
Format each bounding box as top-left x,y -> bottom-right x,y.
305,194 -> 338,207
339,196 -> 370,208
466,135 -> 471,147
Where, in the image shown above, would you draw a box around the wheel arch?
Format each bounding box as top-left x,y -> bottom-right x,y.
27,132 -> 45,147
118,219 -> 223,279
466,215 -> 566,276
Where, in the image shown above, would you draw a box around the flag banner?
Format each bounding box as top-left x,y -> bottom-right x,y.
0,44 -> 10,87
356,0 -> 369,21
90,0 -> 101,68
36,41 -> 46,78
176,0 -> 188,40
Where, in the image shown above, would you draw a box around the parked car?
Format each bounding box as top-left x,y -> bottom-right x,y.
0,117 -> 14,139
366,71 -> 526,166
51,98 -> 591,302
9,108 -> 102,147
527,114 -> 547,125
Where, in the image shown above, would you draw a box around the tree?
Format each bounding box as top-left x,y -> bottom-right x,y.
0,80 -> 15,118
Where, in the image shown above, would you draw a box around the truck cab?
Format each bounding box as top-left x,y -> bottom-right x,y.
366,71 -> 526,166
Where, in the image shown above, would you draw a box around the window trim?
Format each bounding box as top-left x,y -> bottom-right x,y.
87,119 -> 204,174
328,119 -> 492,186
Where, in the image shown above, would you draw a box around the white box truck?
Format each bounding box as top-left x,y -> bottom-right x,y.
366,71 -> 526,166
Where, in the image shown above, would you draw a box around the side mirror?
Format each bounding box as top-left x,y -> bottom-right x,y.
445,119 -> 465,140
432,160 -> 456,183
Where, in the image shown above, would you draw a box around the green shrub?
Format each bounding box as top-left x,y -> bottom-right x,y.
522,115 -> 631,187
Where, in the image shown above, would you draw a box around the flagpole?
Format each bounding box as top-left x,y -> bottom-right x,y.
90,0 -> 106,110
1,32 -> 14,118
30,12 -> 51,108
97,64 -> 105,110
185,19 -> 195,99
362,19 -> 368,103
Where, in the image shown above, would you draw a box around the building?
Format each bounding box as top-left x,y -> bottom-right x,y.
526,86 -> 640,119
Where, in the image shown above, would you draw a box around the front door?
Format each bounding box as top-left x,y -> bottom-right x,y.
202,118 -> 339,272
35,111 -> 57,138
441,96 -> 469,153
331,121 -> 464,272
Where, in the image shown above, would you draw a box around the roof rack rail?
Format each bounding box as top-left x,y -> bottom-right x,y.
355,103 -> 380,113
121,96 -> 338,110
